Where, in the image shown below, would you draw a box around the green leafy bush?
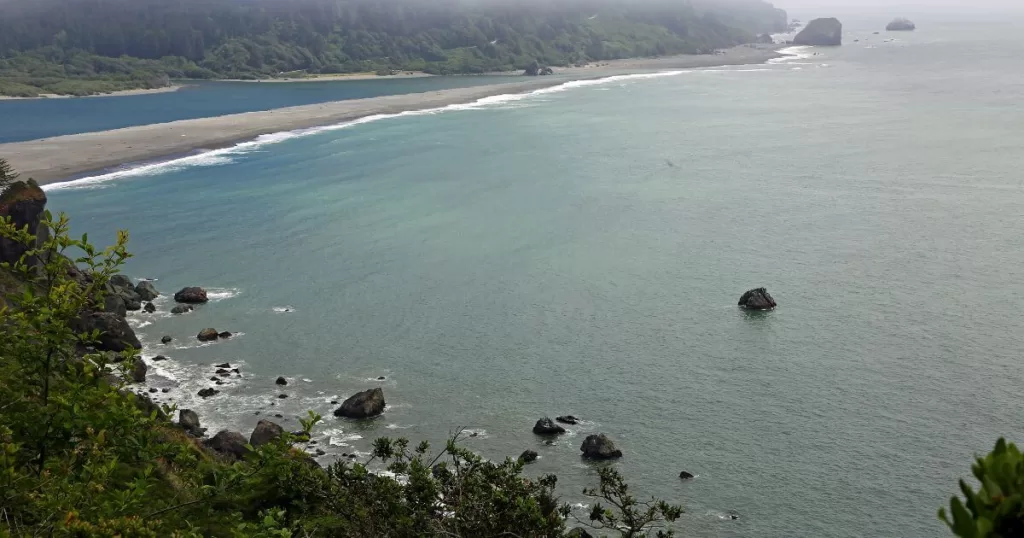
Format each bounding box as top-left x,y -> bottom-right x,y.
941,438 -> 1024,537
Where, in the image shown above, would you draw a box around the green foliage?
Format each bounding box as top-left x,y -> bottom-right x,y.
0,0 -> 786,95
581,467 -> 684,537
940,438 -> 1024,538
0,193 -> 684,536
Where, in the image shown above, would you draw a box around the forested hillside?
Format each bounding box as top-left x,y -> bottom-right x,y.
0,0 -> 786,96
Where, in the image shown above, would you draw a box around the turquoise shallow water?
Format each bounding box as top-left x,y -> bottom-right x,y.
40,14 -> 1024,537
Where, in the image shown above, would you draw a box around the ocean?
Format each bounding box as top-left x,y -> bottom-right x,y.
30,12 -> 1024,538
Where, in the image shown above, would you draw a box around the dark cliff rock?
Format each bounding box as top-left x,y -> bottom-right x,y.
135,280 -> 159,301
72,312 -> 142,352
0,180 -> 48,269
249,420 -> 284,447
334,388 -> 386,419
793,18 -> 842,46
886,18 -> 915,31
205,430 -> 249,460
580,434 -> 623,459
738,287 -> 777,310
174,287 -> 208,304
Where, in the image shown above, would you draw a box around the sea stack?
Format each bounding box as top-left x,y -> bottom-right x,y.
886,18 -> 916,31
738,288 -> 777,310
793,18 -> 843,46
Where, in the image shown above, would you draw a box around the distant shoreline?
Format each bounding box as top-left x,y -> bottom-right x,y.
0,46 -> 781,186
0,85 -> 185,101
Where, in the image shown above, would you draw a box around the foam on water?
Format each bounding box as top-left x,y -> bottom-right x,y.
768,46 -> 814,64
42,70 -> 697,192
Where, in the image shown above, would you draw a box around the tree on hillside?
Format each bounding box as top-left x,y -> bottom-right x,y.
941,438 -> 1024,537
0,158 -> 18,192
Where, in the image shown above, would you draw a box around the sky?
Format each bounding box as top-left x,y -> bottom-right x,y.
781,0 -> 1022,8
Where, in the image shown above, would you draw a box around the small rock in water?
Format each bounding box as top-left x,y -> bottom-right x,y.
580,433 -> 623,460
215,380 -> 225,386
278,394 -> 288,399
334,388 -> 386,419
216,363 -> 231,368
276,376 -> 288,386
377,376 -> 386,380
170,305 -> 193,315
330,400 -> 339,405
143,302 -> 156,313
197,328 -> 219,342
161,388 -> 170,393
198,388 -> 219,398
218,331 -> 233,339
232,368 -> 240,374
174,286 -> 208,304
556,415 -> 580,425
519,450 -> 539,463
738,287 -> 777,310
533,417 -> 566,435
679,471 -> 695,480
161,336 -> 172,344
152,355 -> 168,362
315,449 -> 326,456
209,376 -> 219,382
216,368 -> 231,376
148,387 -> 158,393
274,414 -> 283,418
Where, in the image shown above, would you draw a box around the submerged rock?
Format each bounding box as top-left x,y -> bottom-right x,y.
206,430 -> 248,460
218,331 -> 233,339
580,434 -> 623,460
276,376 -> 288,386
197,328 -> 219,342
793,17 -> 843,46
886,18 -> 915,31
519,450 -> 539,463
161,335 -> 173,344
170,305 -> 193,315
679,471 -> 695,479
174,286 -> 209,304
334,388 -> 386,419
135,280 -> 159,301
556,415 -> 580,425
249,420 -> 284,447
198,387 -> 219,398
533,417 -> 566,435
738,287 -> 777,310
216,363 -> 231,368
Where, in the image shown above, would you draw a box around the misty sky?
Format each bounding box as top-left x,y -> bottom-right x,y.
782,0 -> 1022,9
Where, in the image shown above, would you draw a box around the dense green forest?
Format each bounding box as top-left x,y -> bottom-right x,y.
0,0 -> 787,96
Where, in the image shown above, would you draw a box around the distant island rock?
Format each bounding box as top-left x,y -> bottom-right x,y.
886,18 -> 916,31
793,17 -> 842,46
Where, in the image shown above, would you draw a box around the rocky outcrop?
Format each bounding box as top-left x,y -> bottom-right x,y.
174,287 -> 208,304
103,294 -> 127,317
334,388 -> 386,419
519,450 -> 539,463
249,420 -> 284,447
276,376 -> 288,386
72,312 -> 142,352
0,180 -> 48,268
131,358 -> 147,383
738,287 -> 777,310
135,280 -> 159,301
533,417 -> 566,435
107,277 -> 142,312
179,409 -> 203,434
793,18 -> 842,46
197,328 -> 219,342
580,434 -> 623,459
556,415 -> 580,425
886,18 -> 915,31
205,430 -> 248,460
143,302 -> 156,313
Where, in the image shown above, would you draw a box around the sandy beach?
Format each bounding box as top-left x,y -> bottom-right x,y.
0,85 -> 184,101
0,46 -> 780,185
223,72 -> 432,83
